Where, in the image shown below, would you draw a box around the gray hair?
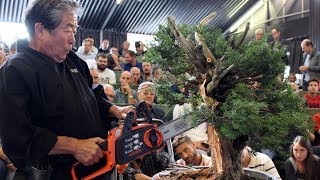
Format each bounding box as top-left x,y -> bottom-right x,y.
255,28 -> 263,35
24,0 -> 82,37
104,84 -> 114,91
138,82 -> 154,92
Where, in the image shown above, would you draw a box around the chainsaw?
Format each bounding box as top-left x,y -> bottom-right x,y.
71,101 -> 207,180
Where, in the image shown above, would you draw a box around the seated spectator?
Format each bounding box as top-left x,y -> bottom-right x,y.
136,82 -> 167,121
135,41 -> 148,57
107,54 -> 123,71
119,41 -> 130,57
89,68 -> 99,89
288,73 -> 300,91
96,54 -> 116,85
114,71 -> 138,104
142,62 -> 152,82
285,136 -> 320,180
304,79 -> 320,108
76,38 -> 96,61
6,42 -> 17,59
241,146 -> 281,179
173,103 -> 213,153
110,47 -> 119,56
151,65 -> 162,82
309,116 -> 320,157
104,84 -> 115,102
130,67 -> 143,86
123,50 -> 143,72
98,39 -> 110,54
172,135 -> 212,166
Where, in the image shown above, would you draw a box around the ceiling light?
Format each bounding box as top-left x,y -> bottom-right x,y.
229,0 -> 264,32
116,0 -> 123,5
228,0 -> 249,18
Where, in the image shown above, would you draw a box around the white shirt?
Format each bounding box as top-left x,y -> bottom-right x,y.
247,152 -> 281,179
97,68 -> 116,85
76,51 -> 96,61
173,103 -> 208,142
304,54 -> 311,81
77,46 -> 98,55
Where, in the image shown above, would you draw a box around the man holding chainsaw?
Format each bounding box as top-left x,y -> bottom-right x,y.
0,0 -> 116,179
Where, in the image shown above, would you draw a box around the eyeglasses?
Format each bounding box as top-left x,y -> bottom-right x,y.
142,91 -> 155,96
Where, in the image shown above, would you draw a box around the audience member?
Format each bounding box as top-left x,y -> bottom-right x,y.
270,28 -> 289,65
107,53 -> 123,71
89,68 -> 99,89
310,113 -> 320,150
77,37 -> 98,55
172,134 -> 212,166
98,39 -> 110,54
142,61 -> 152,82
123,50 -> 143,72
76,38 -> 96,61
0,51 -> 5,66
110,47 -> 119,56
299,39 -> 320,90
136,82 -> 168,122
6,42 -> 17,59
254,28 -> 263,42
285,136 -> 320,180
241,146 -> 281,179
303,79 -> 320,108
119,40 -> 130,57
96,53 -> 116,85
114,71 -> 138,104
151,65 -> 163,82
130,67 -> 142,86
135,41 -> 148,56
104,84 -> 115,102
287,73 -> 300,91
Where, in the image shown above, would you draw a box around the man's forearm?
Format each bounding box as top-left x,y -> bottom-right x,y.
48,136 -> 78,155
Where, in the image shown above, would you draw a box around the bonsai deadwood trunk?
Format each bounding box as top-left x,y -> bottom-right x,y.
166,13 -> 251,179
209,126 -> 247,179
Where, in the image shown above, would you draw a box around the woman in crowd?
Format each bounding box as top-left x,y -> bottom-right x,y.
285,136 -> 320,180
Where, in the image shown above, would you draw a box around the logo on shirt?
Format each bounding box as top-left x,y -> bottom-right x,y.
70,69 -> 79,73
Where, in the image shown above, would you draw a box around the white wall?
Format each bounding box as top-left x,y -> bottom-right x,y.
127,33 -> 155,51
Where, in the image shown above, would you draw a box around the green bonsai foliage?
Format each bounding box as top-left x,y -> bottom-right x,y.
146,23 -> 310,158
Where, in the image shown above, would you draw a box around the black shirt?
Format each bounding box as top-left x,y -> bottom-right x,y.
0,39 -> 106,169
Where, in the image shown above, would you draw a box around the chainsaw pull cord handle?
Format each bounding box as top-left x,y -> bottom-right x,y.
136,100 -> 153,124
123,111 -> 135,134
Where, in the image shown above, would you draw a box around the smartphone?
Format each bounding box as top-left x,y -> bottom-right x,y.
135,41 -> 141,48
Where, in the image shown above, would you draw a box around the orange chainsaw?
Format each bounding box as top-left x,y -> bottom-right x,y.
71,101 -> 206,180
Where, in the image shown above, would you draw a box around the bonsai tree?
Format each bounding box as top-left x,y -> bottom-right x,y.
145,13 -> 311,179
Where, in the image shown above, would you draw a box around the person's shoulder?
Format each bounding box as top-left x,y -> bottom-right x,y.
284,157 -> 294,166
5,52 -> 37,69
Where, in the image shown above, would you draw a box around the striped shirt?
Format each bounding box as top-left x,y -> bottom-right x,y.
248,152 -> 281,179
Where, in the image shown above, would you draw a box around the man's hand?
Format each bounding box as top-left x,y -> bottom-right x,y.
122,83 -> 132,95
299,66 -> 308,73
109,105 -> 135,119
73,137 -> 105,166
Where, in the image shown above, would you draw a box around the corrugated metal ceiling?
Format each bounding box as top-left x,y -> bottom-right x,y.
0,0 -> 257,34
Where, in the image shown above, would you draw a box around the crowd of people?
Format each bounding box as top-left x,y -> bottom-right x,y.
0,0 -> 320,180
